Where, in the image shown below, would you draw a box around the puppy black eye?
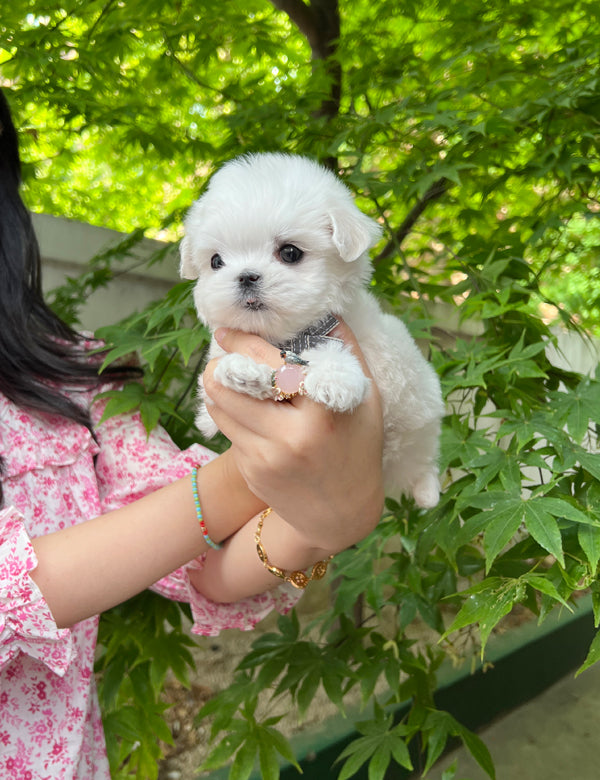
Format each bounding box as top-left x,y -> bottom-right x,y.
279,244 -> 303,264
211,253 -> 224,270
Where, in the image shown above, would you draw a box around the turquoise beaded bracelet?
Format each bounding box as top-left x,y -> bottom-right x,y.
191,466 -> 222,550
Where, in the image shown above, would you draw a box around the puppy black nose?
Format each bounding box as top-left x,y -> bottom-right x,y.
238,271 -> 261,287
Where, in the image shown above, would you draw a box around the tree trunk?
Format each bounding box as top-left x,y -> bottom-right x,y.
270,0 -> 341,166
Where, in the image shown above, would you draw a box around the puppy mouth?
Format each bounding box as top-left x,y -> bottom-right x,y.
240,295 -> 267,311
245,300 -> 266,311
236,270 -> 267,311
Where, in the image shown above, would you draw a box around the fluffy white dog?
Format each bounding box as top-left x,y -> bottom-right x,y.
180,153 -> 444,508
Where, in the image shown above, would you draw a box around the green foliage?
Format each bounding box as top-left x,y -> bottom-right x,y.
93,280 -> 213,448
199,696 -> 301,780
95,592 -> 197,779
3,0 -> 600,777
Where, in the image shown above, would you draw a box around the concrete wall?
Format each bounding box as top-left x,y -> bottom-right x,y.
35,212 -> 599,375
34,213 -> 180,332
547,329 -> 599,376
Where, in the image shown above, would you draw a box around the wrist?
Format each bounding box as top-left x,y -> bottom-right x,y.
257,509 -> 333,574
269,482 -> 384,557
196,450 -> 266,542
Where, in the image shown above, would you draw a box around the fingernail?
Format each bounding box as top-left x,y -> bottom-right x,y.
214,327 -> 229,345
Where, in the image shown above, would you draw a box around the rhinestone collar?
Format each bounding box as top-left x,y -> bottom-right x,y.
276,313 -> 341,353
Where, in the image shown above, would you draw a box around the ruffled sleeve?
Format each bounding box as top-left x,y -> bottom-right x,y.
91,401 -> 215,510
91,404 -> 302,634
0,507 -> 73,676
152,559 -> 300,637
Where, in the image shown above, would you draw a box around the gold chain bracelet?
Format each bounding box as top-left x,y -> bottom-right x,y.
255,507 -> 334,590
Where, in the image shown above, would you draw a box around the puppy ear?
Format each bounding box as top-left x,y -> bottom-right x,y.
179,235 -> 198,280
329,207 -> 382,262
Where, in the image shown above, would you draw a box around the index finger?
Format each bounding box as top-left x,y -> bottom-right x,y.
330,319 -> 374,379
214,327 -> 283,369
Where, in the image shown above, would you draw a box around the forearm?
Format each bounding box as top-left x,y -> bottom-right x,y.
30,451 -> 265,628
188,509 -> 331,604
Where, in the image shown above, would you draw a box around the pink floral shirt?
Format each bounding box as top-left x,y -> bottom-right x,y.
0,388 -> 298,778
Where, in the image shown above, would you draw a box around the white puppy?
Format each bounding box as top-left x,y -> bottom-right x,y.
180,153 -> 444,508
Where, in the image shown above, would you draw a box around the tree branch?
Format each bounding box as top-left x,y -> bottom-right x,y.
373,177 -> 450,265
158,26 -> 239,102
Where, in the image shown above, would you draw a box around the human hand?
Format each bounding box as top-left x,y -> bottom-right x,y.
201,322 -> 384,555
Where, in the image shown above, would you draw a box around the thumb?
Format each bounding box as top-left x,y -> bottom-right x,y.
331,318 -> 374,379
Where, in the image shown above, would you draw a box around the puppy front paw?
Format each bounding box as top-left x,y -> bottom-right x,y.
302,344 -> 370,412
214,353 -> 274,399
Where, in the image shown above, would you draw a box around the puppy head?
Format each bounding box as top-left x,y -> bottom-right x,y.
180,153 -> 382,343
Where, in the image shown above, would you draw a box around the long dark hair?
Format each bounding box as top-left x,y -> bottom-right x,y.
0,89 -> 138,505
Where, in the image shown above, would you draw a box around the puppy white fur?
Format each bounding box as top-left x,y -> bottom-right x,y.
180,153 -> 444,508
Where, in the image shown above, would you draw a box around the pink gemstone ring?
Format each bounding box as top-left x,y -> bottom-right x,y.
271,362 -> 307,401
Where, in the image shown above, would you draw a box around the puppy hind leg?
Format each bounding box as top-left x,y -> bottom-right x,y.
382,420 -> 441,508
412,471 -> 440,509
195,402 -> 219,439
194,374 -> 219,438
384,465 -> 440,508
